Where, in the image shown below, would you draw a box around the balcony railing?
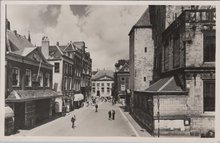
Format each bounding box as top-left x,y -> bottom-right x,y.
163,8 -> 216,39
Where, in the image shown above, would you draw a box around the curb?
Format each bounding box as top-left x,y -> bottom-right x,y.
118,107 -> 140,137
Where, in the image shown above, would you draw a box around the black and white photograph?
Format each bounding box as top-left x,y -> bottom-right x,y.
1,1 -> 218,140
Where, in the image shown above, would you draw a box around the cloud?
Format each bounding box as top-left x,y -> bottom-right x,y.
7,4 -> 147,70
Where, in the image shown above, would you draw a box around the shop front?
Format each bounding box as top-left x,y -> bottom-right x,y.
6,89 -> 61,130
74,93 -> 84,109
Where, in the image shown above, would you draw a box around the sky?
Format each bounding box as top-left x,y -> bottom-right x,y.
7,5 -> 147,71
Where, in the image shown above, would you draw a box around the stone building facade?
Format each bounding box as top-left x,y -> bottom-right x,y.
91,70 -> 114,98
134,5 -> 216,137
128,8 -> 155,130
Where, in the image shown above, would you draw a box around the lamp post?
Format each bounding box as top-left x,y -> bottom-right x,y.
157,93 -> 160,138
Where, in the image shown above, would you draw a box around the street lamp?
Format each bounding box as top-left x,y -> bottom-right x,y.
157,93 -> 160,138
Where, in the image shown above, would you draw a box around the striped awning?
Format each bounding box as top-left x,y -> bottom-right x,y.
74,94 -> 84,101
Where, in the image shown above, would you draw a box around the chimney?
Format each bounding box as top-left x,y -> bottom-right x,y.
41,36 -> 50,59
14,30 -> 17,35
28,31 -> 31,42
6,19 -> 10,30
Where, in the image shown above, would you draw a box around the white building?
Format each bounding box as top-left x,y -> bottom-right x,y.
91,70 -> 114,97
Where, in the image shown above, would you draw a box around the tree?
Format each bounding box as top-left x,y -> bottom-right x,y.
114,59 -> 129,69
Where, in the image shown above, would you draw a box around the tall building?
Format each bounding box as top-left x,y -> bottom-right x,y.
91,69 -> 114,98
5,28 -> 60,131
128,8 -> 154,126
132,5 -> 215,137
129,8 -> 154,92
41,39 -> 92,111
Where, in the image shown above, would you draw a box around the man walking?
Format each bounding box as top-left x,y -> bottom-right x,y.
108,110 -> 112,120
112,109 -> 115,120
71,115 -> 76,128
95,104 -> 98,112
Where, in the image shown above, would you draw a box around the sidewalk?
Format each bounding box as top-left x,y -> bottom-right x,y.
117,105 -> 152,137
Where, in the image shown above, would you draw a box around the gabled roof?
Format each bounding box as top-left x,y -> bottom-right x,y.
128,8 -> 152,35
7,30 -> 35,54
92,69 -> 114,80
49,45 -> 63,59
135,8 -> 151,27
142,76 -> 188,95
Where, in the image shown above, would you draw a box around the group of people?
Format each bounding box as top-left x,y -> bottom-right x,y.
108,109 -> 116,120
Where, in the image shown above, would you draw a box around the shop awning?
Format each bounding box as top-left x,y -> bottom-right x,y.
74,93 -> 84,101
6,90 -> 62,102
140,76 -> 188,95
5,106 -> 14,118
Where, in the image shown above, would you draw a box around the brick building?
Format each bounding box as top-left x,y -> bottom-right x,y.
132,5 -> 216,137
114,61 -> 130,108
5,28 -> 61,131
41,39 -> 92,111
128,8 -> 154,130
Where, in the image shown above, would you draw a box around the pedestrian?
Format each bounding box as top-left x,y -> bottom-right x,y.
112,109 -> 115,120
71,115 -> 76,128
95,104 -> 98,112
108,110 -> 112,120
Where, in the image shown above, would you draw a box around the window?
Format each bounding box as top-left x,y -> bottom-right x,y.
101,87 -> 104,92
25,69 -> 32,87
97,83 -> 100,86
164,41 -> 169,71
64,76 -> 67,90
204,31 -> 215,62
92,88 -> 95,93
39,72 -> 43,87
69,77 -> 72,90
54,63 -> 60,73
107,83 -> 110,86
145,47 -> 147,53
69,65 -> 72,75
12,67 -> 20,87
144,77 -> 146,82
107,87 -> 110,93
65,63 -> 68,74
173,33 -> 180,68
121,77 -> 125,81
45,73 -> 50,87
203,80 -> 215,112
92,83 -> 95,86
101,83 -> 104,86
